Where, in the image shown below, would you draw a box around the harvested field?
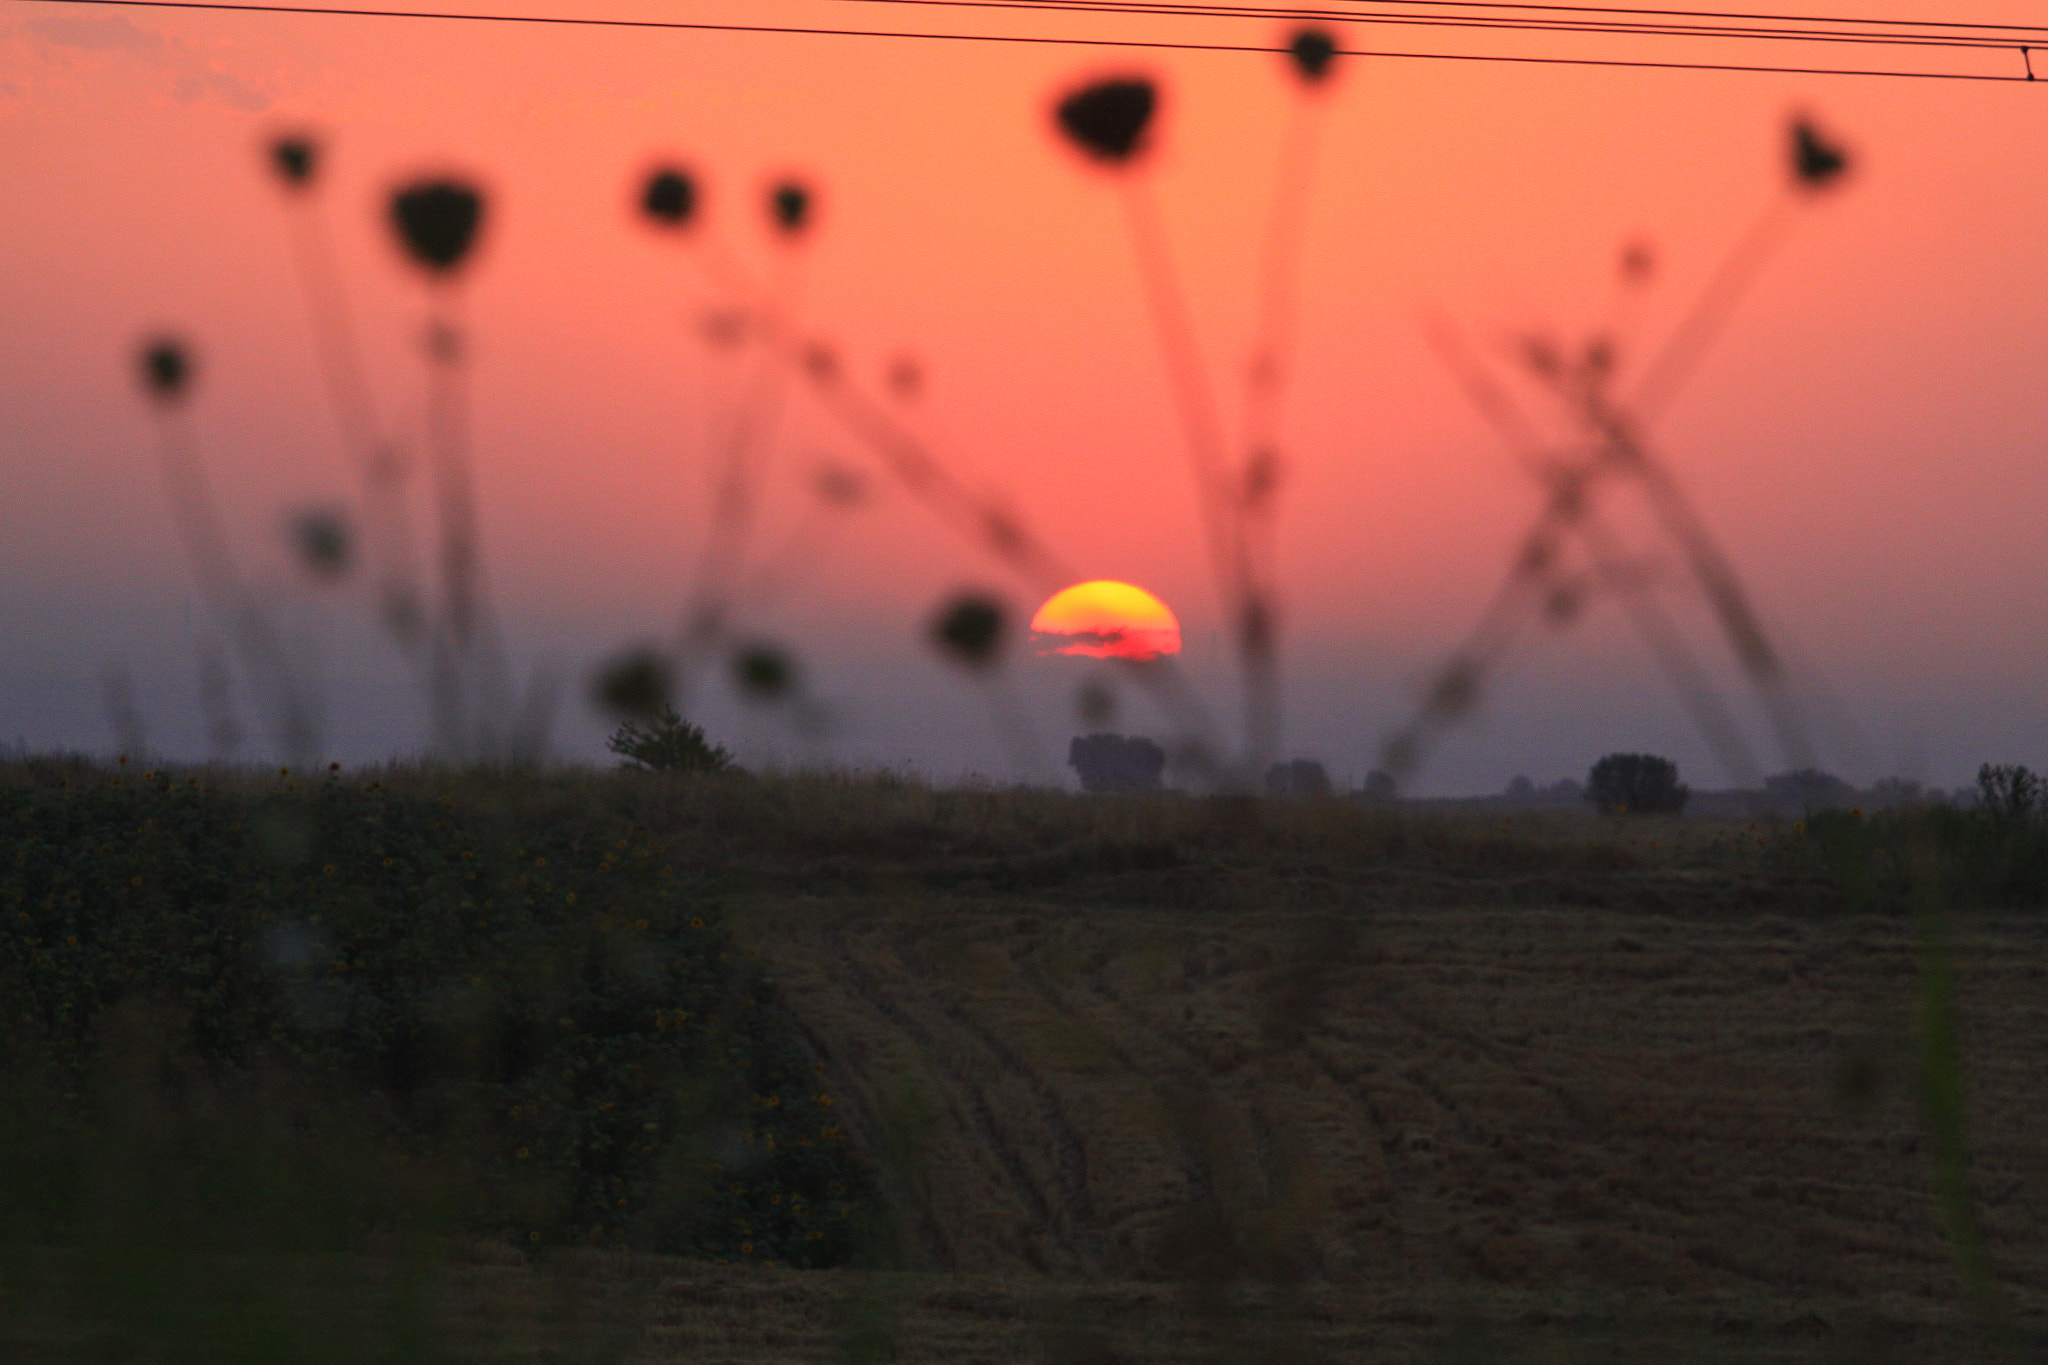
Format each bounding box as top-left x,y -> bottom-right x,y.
4,771 -> 2046,1360
733,889 -> 2048,1358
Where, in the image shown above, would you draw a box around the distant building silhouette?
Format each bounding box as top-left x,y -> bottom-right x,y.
1068,733 -> 1165,793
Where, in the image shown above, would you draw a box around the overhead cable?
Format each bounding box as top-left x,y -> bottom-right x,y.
11,0 -> 2040,81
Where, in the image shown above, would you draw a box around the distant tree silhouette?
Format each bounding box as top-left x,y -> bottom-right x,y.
1765,767 -> 1857,814
1069,733 -> 1165,793
1861,776 -> 1924,809
1357,769 -> 1398,804
1976,763 -> 2041,820
1504,774 -> 1535,803
1586,753 -> 1688,815
1265,758 -> 1332,799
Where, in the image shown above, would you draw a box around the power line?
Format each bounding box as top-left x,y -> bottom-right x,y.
821,0 -> 2047,52
11,0 -> 2039,80
1220,0 -> 2034,33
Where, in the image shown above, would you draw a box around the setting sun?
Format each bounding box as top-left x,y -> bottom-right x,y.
1029,580 -> 1181,661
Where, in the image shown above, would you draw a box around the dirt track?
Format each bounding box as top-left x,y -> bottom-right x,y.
739,890 -> 2048,1355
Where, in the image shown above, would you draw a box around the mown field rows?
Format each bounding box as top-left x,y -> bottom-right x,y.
743,883 -> 2048,1357
5,768 -> 2046,1360
18,893 -> 2036,1361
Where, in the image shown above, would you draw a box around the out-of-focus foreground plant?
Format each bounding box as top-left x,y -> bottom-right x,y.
0,763 -> 871,1310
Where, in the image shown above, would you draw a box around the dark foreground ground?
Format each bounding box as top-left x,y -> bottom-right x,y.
730,893 -> 2048,1361
3,765 -> 2044,1362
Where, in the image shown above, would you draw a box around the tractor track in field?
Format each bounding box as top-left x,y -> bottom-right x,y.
738,895 -> 2048,1348
823,916 -> 1071,1267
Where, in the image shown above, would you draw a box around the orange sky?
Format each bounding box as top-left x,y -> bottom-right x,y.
2,2 -> 2045,790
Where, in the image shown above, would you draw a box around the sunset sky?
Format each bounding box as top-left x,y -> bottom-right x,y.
3,1 -> 2045,793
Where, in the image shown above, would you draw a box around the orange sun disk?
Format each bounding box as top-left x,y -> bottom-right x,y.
1030,580 -> 1181,661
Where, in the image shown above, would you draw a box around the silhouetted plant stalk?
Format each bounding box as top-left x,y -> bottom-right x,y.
630,167 -> 1089,752
809,336 -> 1241,761
615,39 -> 1318,782
620,165 -> 845,732
1906,844 -> 2022,1360
136,339 -> 321,764
1149,911 -> 1352,1361
928,592 -> 1047,781
1053,31 -> 1341,788
792,354 -> 1077,590
627,62 -> 1371,780
422,308 -> 487,754
266,134 -> 430,654
1237,32 -> 1338,773
1386,115 -> 1851,785
387,175 -> 547,762
735,460 -> 867,611
683,181 -> 810,679
741,38 -> 1339,784
247,140 -> 554,763
801,347 -> 1234,768
675,160 -> 1228,776
623,150 -> 1231,772
99,661 -> 150,762
1418,320 -> 1768,786
195,638 -> 242,760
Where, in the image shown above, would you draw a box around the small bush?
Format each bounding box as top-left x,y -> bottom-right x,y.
607,707 -> 733,774
1585,752 -> 1687,816
1790,792 -> 2048,912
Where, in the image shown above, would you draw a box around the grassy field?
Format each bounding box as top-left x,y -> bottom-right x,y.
2,761 -> 2044,1361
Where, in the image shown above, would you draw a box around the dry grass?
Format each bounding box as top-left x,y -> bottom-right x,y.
15,1249 -> 1995,1364
5,766 -> 2045,1360
741,888 -> 2048,1313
